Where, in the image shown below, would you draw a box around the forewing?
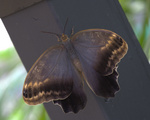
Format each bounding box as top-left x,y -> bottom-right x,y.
71,29 -> 128,98
71,29 -> 128,76
23,45 -> 73,105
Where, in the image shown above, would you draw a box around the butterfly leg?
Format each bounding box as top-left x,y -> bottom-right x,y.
70,26 -> 75,37
55,35 -> 60,42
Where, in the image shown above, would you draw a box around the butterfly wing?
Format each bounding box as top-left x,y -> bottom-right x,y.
23,45 -> 74,105
54,64 -> 87,113
71,29 -> 128,98
53,63 -> 87,113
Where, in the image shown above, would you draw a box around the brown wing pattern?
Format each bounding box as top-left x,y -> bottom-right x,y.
71,29 -> 128,98
53,63 -> 87,113
23,45 -> 74,105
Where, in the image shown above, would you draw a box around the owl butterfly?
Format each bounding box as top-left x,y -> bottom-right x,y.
23,20 -> 128,113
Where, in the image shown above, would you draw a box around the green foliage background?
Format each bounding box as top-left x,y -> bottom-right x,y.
119,0 -> 150,60
0,48 -> 50,120
0,0 -> 149,120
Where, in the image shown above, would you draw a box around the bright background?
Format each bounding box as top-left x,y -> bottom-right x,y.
0,20 -> 50,120
0,0 -> 150,120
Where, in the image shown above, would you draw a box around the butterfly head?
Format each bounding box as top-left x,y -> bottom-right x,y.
60,33 -> 69,42
42,18 -> 70,43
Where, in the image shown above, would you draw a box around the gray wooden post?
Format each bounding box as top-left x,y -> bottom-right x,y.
1,0 -> 150,120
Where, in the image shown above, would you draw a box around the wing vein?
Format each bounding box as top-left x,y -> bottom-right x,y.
44,48 -> 63,79
75,42 -> 103,48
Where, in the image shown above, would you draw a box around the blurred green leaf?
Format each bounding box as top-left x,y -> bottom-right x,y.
0,47 -> 50,120
119,0 -> 150,61
0,47 -> 21,78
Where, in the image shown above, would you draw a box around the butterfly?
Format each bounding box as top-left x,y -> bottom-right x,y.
22,21 -> 128,113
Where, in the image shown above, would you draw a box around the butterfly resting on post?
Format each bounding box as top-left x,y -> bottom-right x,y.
22,20 -> 128,113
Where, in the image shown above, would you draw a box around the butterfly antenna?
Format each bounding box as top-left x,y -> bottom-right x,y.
41,31 -> 61,37
41,31 -> 61,41
63,18 -> 69,34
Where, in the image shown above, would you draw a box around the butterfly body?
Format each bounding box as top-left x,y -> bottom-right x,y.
62,39 -> 83,73
23,29 -> 128,113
